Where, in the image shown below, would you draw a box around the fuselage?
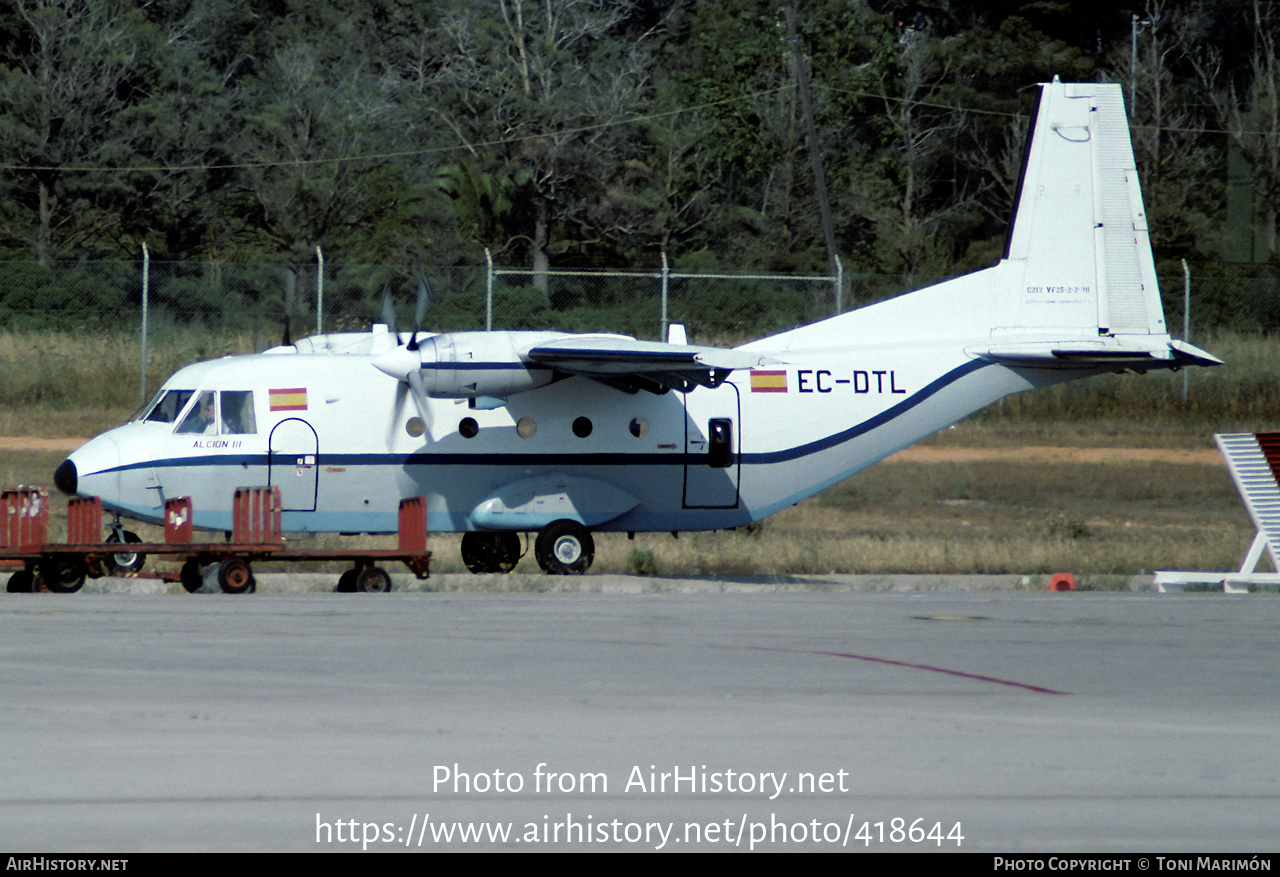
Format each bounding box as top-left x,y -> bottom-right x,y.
56,284 -> 1089,538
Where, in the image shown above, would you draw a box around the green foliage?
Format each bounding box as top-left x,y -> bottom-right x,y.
626,548 -> 657,576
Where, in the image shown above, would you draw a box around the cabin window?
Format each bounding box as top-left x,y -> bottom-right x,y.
516,417 -> 537,438
220,391 -> 256,434
176,391 -> 218,434
572,416 -> 593,438
144,389 -> 195,424
629,417 -> 649,438
459,417 -> 479,439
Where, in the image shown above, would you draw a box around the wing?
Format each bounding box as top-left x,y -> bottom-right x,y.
525,336 -> 779,394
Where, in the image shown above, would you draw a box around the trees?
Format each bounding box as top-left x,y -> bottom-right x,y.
427,0 -> 660,285
0,0 -> 148,261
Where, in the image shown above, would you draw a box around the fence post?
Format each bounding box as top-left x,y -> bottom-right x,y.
834,254 -> 844,315
316,245 -> 324,335
660,251 -> 669,340
485,247 -> 494,331
1182,259 -> 1191,406
140,242 -> 149,404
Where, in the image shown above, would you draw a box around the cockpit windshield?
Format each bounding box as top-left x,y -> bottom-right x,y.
139,389 -> 196,424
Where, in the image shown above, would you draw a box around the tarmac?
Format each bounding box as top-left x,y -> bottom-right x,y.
2,579 -> 1278,852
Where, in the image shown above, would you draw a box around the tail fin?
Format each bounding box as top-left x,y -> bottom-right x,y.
987,78 -> 1219,368
748,78 -> 1218,369
1000,79 -> 1159,336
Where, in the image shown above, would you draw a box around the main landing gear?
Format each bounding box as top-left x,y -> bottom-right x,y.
458,521 -> 597,575
460,531 -> 523,574
533,520 -> 594,576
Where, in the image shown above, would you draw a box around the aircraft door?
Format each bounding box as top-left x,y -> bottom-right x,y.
683,384 -> 741,509
268,418 -> 318,511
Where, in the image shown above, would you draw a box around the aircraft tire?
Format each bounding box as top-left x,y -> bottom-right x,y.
356,566 -> 392,593
105,530 -> 146,574
217,557 -> 255,594
179,560 -> 203,593
41,556 -> 87,593
6,570 -> 34,593
534,520 -> 594,575
336,569 -> 357,592
461,531 -> 522,574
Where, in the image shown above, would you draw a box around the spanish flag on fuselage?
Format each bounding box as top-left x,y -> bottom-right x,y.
749,369 -> 787,393
269,387 -> 308,411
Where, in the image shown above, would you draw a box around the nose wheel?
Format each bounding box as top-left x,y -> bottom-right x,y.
534,520 -> 594,575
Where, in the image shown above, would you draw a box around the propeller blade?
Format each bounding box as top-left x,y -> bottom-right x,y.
386,381 -> 410,447
406,368 -> 433,438
380,285 -> 398,339
408,279 -> 431,352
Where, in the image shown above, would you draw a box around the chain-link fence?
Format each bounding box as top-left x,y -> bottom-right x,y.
0,258 -> 1275,344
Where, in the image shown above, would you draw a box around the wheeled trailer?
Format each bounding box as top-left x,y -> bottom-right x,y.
2,486 -> 430,594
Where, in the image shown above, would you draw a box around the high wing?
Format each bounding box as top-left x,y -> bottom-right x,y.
525,336 -> 778,393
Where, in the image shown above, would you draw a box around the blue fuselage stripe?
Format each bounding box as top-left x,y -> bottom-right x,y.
90,360 -> 992,476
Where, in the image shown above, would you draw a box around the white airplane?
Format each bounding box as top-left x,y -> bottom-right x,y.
54,79 -> 1220,580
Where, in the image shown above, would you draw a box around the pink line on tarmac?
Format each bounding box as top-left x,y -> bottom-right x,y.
745,645 -> 1069,695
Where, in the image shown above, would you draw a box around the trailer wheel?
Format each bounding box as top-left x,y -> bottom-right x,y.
105,531 -> 146,574
534,520 -> 594,575
335,569 -> 357,592
217,557 -> 255,594
356,566 -> 391,593
6,570 -> 34,593
41,556 -> 87,593
179,560 -> 203,593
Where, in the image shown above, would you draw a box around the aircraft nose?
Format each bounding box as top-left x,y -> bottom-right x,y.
54,458 -> 77,495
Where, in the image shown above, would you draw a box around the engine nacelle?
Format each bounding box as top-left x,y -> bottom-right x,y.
417,331 -> 561,398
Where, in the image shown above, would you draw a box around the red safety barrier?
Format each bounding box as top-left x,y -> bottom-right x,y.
233,487 -> 282,544
1,487 -> 48,551
1047,572 -> 1078,591
66,496 -> 102,544
165,497 -> 194,543
398,496 -> 427,552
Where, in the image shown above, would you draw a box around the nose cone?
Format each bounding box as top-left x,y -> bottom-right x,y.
54,458 -> 77,495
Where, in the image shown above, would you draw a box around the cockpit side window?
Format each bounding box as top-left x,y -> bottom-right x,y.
176,391 -> 217,434
220,391 -> 256,434
143,389 -> 196,424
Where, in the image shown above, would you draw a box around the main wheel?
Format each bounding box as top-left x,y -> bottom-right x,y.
335,569 -> 357,592
461,531 -> 522,574
6,570 -> 34,593
217,557 -> 255,594
179,560 -> 203,593
534,520 -> 594,575
105,530 -> 146,574
355,566 -> 391,593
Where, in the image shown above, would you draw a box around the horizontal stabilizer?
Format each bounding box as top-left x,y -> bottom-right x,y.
974,339 -> 1222,370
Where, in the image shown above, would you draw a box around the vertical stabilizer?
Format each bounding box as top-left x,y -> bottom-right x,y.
998,79 -> 1165,339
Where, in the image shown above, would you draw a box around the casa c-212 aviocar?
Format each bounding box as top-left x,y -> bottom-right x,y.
54,79 -> 1221,578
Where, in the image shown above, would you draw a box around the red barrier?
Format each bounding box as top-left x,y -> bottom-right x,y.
66,496 -> 102,544
1,487 -> 48,551
398,496 -> 427,552
233,487 -> 282,544
165,497 -> 194,543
